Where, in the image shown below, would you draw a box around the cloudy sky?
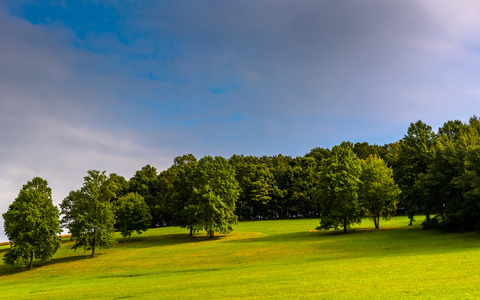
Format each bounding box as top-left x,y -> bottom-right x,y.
2,0 -> 480,241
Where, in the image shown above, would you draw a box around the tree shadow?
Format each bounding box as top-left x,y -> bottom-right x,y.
114,233 -> 228,249
0,253 -> 94,277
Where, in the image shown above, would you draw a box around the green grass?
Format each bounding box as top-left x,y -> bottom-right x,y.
1,217 -> 480,299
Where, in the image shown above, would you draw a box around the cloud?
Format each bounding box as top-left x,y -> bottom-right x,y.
2,0 -> 480,241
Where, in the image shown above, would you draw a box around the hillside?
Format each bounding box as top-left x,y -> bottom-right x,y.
1,217 -> 480,299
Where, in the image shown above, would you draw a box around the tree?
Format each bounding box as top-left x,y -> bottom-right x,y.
128,165 -> 160,227
395,120 -> 436,225
359,155 -> 400,229
316,142 -> 362,233
61,170 -> 116,257
190,156 -> 240,238
229,155 -> 276,220
290,156 -> 320,217
116,193 -> 152,242
164,154 -> 199,236
3,177 -> 61,269
353,142 -> 388,160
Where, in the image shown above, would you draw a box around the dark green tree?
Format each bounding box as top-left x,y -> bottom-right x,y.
316,142 -> 363,233
190,156 -> 240,238
261,154 -> 294,218
359,155 -> 400,229
395,120 -> 436,225
229,155 -> 276,220
128,165 -> 160,227
106,173 -> 129,206
353,142 -> 388,160
3,177 -> 61,269
165,154 -> 199,236
290,156 -> 320,217
61,170 -> 116,257
116,192 -> 152,242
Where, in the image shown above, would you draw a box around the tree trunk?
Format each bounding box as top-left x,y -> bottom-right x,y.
92,242 -> 96,258
189,227 -> 193,237
343,218 -> 347,233
29,251 -> 34,270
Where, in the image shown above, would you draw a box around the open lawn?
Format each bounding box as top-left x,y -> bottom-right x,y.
1,216 -> 480,299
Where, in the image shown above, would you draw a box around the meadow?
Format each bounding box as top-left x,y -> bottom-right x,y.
1,216 -> 480,299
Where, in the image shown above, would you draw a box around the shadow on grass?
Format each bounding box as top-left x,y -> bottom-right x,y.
0,253 -> 93,277
223,226 -> 390,244
114,233 -> 227,249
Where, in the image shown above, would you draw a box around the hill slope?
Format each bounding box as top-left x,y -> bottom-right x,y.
1,217 -> 480,299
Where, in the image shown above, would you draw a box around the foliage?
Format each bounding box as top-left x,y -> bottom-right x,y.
116,193 -> 152,242
60,170 -> 116,257
128,165 -> 161,227
353,142 -> 388,160
2,177 -> 61,269
316,142 -> 363,233
190,156 -> 240,237
359,155 -> 400,229
394,120 -> 436,225
164,154 -> 200,235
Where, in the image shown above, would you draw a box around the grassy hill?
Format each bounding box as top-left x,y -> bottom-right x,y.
1,217 -> 480,299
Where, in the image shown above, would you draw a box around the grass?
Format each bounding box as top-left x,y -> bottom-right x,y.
1,216 -> 480,299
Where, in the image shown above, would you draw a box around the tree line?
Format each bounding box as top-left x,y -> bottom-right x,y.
4,116 -> 480,269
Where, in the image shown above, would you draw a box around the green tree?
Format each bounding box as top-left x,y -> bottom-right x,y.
290,156 -> 320,217
190,156 -> 240,238
359,155 -> 400,229
106,173 -> 129,206
3,177 -> 61,269
116,192 -> 152,242
353,142 -> 388,160
128,165 -> 160,227
164,154 -> 199,236
229,155 -> 276,220
61,170 -> 116,257
395,120 -> 436,225
316,142 -> 363,233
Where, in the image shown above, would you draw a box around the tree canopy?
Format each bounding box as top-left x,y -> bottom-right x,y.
3,177 -> 61,269
60,170 -> 116,257
190,156 -> 240,238
116,192 -> 152,242
359,155 -> 400,229
316,142 -> 363,233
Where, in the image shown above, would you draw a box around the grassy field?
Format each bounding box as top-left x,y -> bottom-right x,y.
1,216 -> 480,299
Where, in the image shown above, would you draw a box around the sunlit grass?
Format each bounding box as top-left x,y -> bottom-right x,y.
1,217 -> 480,299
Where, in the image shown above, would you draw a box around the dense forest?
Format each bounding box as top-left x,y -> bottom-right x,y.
4,116 -> 480,268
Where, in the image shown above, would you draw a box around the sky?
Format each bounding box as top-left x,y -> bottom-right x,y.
1,0 -> 480,241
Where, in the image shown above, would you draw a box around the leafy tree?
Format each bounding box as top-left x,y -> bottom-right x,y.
106,173 -> 129,206
116,192 -> 152,242
165,154 -> 199,236
190,156 -> 240,238
395,120 -> 436,225
3,177 -> 61,269
316,142 -> 363,233
261,154 -> 294,218
290,156 -> 320,217
353,142 -> 388,160
417,121 -> 464,229
128,165 -> 160,227
359,155 -> 400,229
61,170 -> 116,257
305,147 -> 331,165
229,155 -> 276,220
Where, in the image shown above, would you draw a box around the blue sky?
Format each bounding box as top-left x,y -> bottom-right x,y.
2,0 -> 480,241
